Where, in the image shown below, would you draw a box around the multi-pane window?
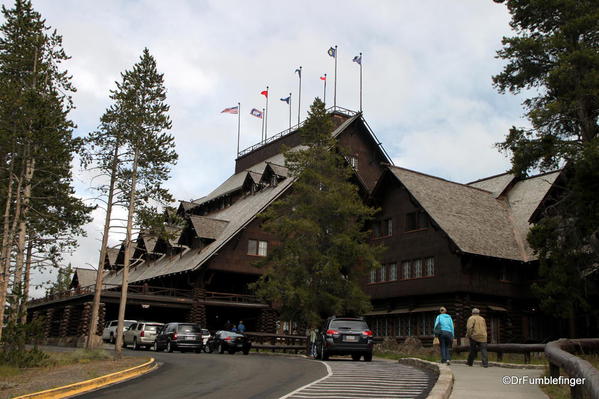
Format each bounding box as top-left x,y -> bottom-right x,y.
380,265 -> 386,282
414,259 -> 423,278
389,263 -> 397,281
405,211 -> 428,231
248,239 -> 268,256
418,313 -> 435,335
372,218 -> 393,238
370,269 -> 376,283
425,257 -> 435,277
349,155 -> 359,171
402,261 -> 411,280
384,218 -> 392,236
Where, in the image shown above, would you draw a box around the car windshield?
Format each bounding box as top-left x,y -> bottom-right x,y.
178,324 -> 201,333
330,320 -> 368,330
201,329 -> 209,335
145,325 -> 161,331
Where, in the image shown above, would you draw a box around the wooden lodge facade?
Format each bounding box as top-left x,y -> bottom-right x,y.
28,107 -> 561,344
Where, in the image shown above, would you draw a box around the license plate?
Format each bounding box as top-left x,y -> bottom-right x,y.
237,344 -> 243,348
343,335 -> 358,342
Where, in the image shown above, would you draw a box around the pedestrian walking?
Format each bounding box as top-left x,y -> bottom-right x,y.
466,308 -> 488,367
433,306 -> 454,364
237,320 -> 246,333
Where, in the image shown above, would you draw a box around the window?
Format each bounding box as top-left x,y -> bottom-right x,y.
248,239 -> 268,256
380,265 -> 386,282
389,263 -> 397,281
414,259 -> 422,278
402,261 -> 411,280
383,218 -> 392,236
405,211 -> 428,231
372,223 -> 381,238
369,269 -> 376,283
373,218 -> 393,238
347,155 -> 359,171
425,257 -> 435,277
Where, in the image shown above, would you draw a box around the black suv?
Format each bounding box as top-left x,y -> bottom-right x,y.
314,317 -> 374,361
154,322 -> 204,353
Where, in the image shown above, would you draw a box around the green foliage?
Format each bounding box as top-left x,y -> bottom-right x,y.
251,98 -> 382,328
494,0 -> 599,330
0,319 -> 48,368
47,263 -> 73,295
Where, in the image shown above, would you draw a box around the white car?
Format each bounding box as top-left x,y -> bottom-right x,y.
123,322 -> 164,350
102,319 -> 136,343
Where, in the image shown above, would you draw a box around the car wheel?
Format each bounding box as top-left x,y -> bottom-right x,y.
110,333 -> 115,344
218,343 -> 224,354
351,353 -> 361,361
364,352 -> 372,362
167,341 -> 174,353
311,343 -> 319,360
204,345 -> 212,353
133,338 -> 139,351
153,342 -> 160,352
320,343 -> 329,361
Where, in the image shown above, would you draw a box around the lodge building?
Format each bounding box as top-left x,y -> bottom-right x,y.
28,107 -> 561,343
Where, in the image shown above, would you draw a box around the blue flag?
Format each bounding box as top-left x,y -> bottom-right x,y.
327,47 -> 336,58
250,108 -> 263,119
352,55 -> 362,65
280,96 -> 291,104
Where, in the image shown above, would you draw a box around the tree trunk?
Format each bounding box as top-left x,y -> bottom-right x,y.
115,149 -> 139,357
20,239 -> 33,324
11,155 -> 35,324
0,157 -> 16,340
86,141 -> 120,349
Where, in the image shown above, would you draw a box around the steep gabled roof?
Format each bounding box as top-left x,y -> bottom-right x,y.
189,215 -> 229,240
70,267 -> 98,289
468,172 -> 515,198
388,166 -> 527,261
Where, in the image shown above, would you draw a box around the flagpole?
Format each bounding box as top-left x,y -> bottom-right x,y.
323,73 -> 327,105
288,92 -> 292,131
261,107 -> 265,143
265,86 -> 269,141
334,45 -> 338,108
237,102 -> 241,156
359,52 -> 363,112
297,66 -> 302,125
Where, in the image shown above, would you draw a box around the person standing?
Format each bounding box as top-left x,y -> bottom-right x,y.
223,320 -> 233,331
237,320 -> 246,333
466,308 -> 488,367
434,307 -> 454,364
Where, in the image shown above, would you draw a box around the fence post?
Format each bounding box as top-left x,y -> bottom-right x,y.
524,352 -> 530,364
496,352 -> 503,362
549,363 -> 560,378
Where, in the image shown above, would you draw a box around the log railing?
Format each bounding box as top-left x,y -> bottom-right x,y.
453,343 -> 546,364
244,332 -> 307,353
545,338 -> 599,399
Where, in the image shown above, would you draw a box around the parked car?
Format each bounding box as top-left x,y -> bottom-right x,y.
102,319 -> 136,343
123,321 -> 164,350
206,330 -> 251,355
154,322 -> 204,353
314,316 -> 374,361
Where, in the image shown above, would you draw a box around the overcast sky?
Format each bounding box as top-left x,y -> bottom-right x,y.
2,0 -> 528,296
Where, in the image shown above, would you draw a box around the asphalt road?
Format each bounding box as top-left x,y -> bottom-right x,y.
78,348 -> 327,399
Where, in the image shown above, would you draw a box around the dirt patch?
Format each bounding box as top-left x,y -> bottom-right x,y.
0,356 -> 148,399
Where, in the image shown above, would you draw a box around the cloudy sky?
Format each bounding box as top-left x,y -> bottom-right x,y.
3,0 -> 529,295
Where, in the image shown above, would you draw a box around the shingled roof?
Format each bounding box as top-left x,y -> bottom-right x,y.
189,215 -> 229,240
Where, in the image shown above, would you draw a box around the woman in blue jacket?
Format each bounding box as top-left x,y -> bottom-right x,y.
434,307 -> 454,365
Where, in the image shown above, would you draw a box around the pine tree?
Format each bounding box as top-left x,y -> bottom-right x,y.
493,0 -> 599,336
252,98 -> 381,329
108,48 -> 177,356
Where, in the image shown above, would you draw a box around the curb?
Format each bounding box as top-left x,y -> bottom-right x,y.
13,357 -> 157,399
399,358 -> 453,399
450,359 -> 545,369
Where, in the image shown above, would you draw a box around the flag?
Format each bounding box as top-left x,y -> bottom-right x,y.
327,46 -> 336,58
220,106 -> 239,114
280,96 -> 291,104
260,90 -> 268,98
352,55 -> 362,65
320,75 -> 326,81
250,108 -> 263,118
295,68 -> 301,78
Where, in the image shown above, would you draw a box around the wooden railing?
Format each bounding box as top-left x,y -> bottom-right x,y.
545,338 -> 599,399
453,343 -> 546,364
245,332 -> 307,354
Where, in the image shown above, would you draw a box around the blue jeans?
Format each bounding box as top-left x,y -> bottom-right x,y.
439,331 -> 452,363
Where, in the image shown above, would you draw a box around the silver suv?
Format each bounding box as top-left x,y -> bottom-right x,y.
123,322 -> 164,350
102,320 -> 136,343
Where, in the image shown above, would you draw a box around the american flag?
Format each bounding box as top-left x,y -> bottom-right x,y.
221,106 -> 239,114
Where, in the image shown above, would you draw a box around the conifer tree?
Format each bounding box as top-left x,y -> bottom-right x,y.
493,0 -> 599,336
252,99 -> 381,329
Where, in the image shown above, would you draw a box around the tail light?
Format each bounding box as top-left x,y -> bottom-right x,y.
362,330 -> 373,336
224,336 -> 232,341
326,329 -> 339,336
140,331 -> 145,337
172,333 -> 178,340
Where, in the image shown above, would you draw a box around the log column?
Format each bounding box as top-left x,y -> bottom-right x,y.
189,288 -> 207,326
59,305 -> 73,337
44,308 -> 55,338
257,308 -> 277,333
78,302 -> 93,337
